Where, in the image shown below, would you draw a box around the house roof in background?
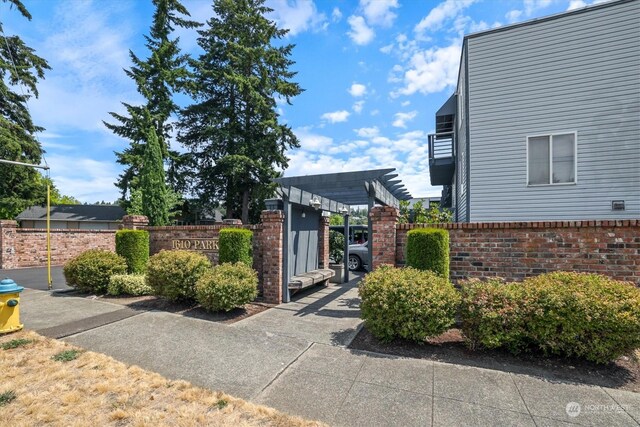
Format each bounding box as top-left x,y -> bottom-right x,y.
16,205 -> 126,222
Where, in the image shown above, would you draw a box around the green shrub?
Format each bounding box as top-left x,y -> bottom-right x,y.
115,229 -> 149,274
459,272 -> 640,363
459,278 -> 532,354
146,250 -> 212,302
63,250 -> 127,294
196,262 -> 258,312
329,230 -> 345,264
359,265 -> 460,342
406,228 -> 449,280
107,274 -> 152,296
218,228 -> 253,266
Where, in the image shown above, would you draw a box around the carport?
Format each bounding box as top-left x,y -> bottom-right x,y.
272,168 -> 411,302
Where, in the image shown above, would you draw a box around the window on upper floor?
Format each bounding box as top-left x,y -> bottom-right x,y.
527,132 -> 576,186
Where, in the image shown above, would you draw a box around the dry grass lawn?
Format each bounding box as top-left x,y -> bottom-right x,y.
0,330 -> 325,426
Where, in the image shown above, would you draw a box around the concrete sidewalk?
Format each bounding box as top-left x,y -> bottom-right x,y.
19,282 -> 640,427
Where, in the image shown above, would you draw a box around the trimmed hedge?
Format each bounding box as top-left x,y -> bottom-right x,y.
218,228 -> 253,266
63,250 -> 128,294
107,274 -> 152,296
460,272 -> 640,363
146,250 -> 212,302
406,228 -> 449,280
115,229 -> 149,274
196,262 -> 258,312
359,265 -> 460,342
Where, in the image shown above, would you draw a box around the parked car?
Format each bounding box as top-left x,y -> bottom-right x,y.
348,241 -> 368,271
329,225 -> 368,244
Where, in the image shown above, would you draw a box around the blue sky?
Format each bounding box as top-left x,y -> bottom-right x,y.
4,0 -> 606,203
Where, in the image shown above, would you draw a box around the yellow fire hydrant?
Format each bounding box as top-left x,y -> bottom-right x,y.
0,278 -> 24,334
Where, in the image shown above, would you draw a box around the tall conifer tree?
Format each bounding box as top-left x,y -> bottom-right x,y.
104,0 -> 199,203
179,0 -> 303,223
0,0 -> 50,218
140,124 -> 170,226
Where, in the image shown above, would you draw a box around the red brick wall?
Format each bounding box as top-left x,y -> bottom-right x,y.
318,216 -> 330,268
370,206 -> 399,269
0,220 -> 115,269
144,224 -> 263,290
396,220 -> 640,285
259,210 -> 284,304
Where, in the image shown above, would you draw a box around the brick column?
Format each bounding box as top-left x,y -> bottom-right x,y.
318,215 -> 330,269
370,206 -> 399,270
0,220 -> 18,269
260,210 -> 284,304
121,215 -> 149,230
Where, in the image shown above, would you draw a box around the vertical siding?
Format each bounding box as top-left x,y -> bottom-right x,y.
467,0 -> 640,221
455,46 -> 468,222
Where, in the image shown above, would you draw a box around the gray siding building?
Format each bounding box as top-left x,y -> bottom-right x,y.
429,0 -> 639,222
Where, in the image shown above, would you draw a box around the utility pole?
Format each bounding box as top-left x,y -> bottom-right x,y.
0,159 -> 52,289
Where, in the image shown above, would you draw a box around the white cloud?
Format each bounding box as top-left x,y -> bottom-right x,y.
505,9 -> 523,22
267,0 -> 328,36
392,42 -> 461,97
47,154 -> 122,203
294,127 -> 334,151
352,100 -> 365,113
348,83 -> 367,97
370,109 -> 380,116
380,44 -> 393,54
392,111 -> 418,128
347,15 -> 374,45
567,0 -> 587,10
415,0 -> 477,34
331,7 -> 342,22
524,0 -> 553,16
321,110 -> 351,123
401,100 -> 411,107
354,126 -> 380,138
360,0 -> 399,27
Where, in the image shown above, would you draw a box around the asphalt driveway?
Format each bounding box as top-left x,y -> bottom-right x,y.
0,266 -> 69,291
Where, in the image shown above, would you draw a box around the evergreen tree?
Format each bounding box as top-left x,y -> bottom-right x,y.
104,0 -> 199,202
0,0 -> 50,218
140,124 -> 170,226
179,0 -> 303,224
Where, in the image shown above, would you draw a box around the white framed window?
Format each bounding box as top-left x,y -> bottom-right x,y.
527,132 -> 576,186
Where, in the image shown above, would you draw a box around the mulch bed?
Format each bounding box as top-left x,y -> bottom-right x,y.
68,292 -> 273,324
350,327 -> 640,393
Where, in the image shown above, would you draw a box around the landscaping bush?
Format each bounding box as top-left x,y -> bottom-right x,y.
196,262 -> 258,312
359,265 -> 460,342
406,228 -> 449,280
329,230 -> 345,264
63,250 -> 127,294
115,229 -> 149,274
107,274 -> 152,296
218,228 -> 253,266
459,272 -> 640,363
146,250 -> 212,301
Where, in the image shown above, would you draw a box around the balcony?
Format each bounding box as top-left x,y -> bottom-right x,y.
428,131 -> 455,185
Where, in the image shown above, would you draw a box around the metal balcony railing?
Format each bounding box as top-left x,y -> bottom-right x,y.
428,132 -> 455,160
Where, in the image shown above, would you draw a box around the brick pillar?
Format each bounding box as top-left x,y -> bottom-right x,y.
122,215 -> 149,230
370,206 -> 399,270
0,220 -> 18,269
260,210 -> 284,304
318,215 -> 330,269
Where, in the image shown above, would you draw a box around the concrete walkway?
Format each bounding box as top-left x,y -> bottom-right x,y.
17,279 -> 640,427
